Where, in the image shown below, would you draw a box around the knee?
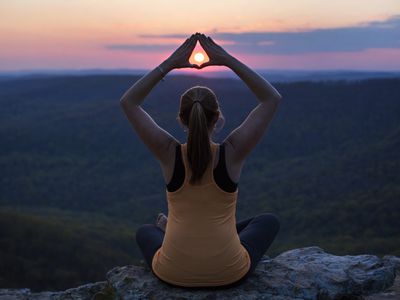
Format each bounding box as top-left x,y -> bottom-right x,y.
135,224 -> 154,244
256,213 -> 280,233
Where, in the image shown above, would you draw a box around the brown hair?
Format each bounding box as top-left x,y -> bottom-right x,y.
177,86 -> 225,185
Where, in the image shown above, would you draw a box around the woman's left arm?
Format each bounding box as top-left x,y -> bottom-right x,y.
120,34 -> 199,164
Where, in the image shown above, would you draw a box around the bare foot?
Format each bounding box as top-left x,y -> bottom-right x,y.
156,213 -> 168,232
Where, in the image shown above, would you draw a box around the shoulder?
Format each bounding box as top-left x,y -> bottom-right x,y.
223,139 -> 245,169
159,140 -> 180,168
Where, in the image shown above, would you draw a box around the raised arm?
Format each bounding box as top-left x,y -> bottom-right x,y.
198,33 -> 282,164
120,34 -> 199,164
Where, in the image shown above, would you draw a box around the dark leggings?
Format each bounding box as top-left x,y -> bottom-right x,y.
135,213 -> 280,289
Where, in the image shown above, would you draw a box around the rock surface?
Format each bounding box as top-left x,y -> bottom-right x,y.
0,246 -> 398,300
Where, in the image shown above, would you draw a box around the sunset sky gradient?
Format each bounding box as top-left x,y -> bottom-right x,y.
1,0 -> 399,71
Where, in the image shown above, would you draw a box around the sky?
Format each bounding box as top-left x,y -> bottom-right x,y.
0,0 -> 400,72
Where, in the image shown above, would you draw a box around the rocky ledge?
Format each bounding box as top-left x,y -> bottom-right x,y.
1,246 -> 399,300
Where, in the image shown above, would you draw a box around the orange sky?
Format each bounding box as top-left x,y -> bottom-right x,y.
1,0 -> 399,71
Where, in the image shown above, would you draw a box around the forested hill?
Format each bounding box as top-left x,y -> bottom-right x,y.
0,75 -> 399,291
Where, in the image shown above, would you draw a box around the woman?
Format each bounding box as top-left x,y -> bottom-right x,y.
120,32 -> 282,289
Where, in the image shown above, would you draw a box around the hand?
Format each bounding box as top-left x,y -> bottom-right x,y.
196,33 -> 233,69
163,34 -> 200,70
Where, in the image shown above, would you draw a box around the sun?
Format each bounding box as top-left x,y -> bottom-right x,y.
194,52 -> 205,63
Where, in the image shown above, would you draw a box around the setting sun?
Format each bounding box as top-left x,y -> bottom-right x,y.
194,52 -> 205,63
189,44 -> 210,66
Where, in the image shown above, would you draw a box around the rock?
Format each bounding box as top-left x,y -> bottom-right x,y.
0,246 -> 397,300
0,282 -> 108,300
383,255 -> 400,273
364,255 -> 400,300
365,275 -> 400,300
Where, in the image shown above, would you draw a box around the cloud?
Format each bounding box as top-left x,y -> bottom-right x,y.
105,15 -> 400,55
105,44 -> 178,52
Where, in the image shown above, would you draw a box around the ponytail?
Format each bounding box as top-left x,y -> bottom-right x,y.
187,100 -> 211,185
178,86 -> 224,185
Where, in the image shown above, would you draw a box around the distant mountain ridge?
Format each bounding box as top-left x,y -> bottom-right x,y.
0,69 -> 399,82
0,75 -> 399,291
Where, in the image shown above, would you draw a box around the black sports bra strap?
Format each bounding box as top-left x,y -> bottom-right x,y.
215,142 -> 238,192
166,142 -> 238,193
166,143 -> 184,192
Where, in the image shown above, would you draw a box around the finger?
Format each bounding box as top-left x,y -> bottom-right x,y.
182,63 -> 199,69
188,35 -> 198,48
184,34 -> 197,48
203,34 -> 214,47
189,34 -> 197,44
180,38 -> 197,55
209,37 -> 221,49
178,36 -> 195,52
207,36 -> 219,48
183,35 -> 195,46
177,38 -> 190,51
183,36 -> 192,46
198,61 -> 212,69
197,34 -> 209,49
197,33 -> 205,43
182,34 -> 198,54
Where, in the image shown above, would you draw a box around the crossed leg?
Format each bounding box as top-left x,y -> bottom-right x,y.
135,213 -> 280,287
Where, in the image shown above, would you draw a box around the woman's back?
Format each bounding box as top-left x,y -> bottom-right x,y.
152,142 -> 251,287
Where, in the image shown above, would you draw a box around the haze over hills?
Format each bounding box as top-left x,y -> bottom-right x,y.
1,69 -> 400,82
0,74 -> 399,291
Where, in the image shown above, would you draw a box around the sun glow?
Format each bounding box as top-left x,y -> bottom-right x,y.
189,42 -> 210,66
194,52 -> 205,63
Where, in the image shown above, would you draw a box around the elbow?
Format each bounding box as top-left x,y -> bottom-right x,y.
120,97 -> 129,110
120,97 -> 141,111
120,97 -> 127,106
271,93 -> 283,103
275,91 -> 283,101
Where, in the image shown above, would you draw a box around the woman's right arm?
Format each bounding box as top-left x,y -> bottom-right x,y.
224,52 -> 283,163
198,33 -> 283,164
226,55 -> 282,103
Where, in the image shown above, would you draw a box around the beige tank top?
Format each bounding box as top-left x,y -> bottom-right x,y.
152,142 -> 251,287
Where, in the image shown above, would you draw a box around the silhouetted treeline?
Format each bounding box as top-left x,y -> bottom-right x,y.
0,75 -> 399,291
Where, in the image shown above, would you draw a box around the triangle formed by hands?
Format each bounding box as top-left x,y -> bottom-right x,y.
189,41 -> 210,66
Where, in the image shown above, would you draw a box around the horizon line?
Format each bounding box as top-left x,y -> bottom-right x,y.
1,68 -> 400,75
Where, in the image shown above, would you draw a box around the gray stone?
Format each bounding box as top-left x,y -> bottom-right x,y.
0,281 -> 108,300
0,246 -> 397,300
383,255 -> 400,273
